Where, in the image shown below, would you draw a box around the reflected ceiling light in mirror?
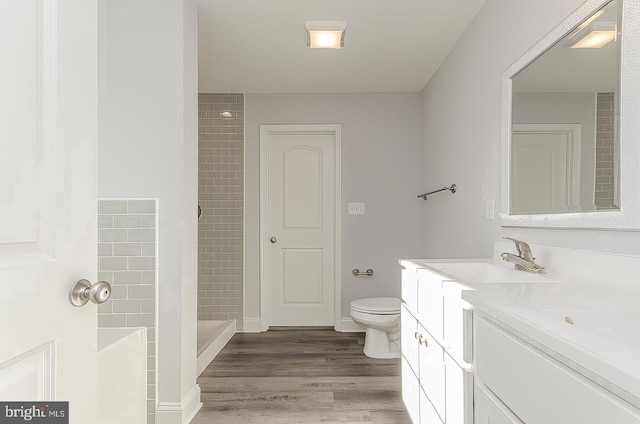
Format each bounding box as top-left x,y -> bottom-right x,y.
567,19 -> 616,49
568,29 -> 616,48
305,21 -> 346,49
220,111 -> 233,119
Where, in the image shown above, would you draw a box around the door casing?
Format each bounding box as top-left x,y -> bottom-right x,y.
259,124 -> 341,331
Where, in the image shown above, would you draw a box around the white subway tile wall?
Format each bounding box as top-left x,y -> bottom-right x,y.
198,93 -> 244,329
98,199 -> 157,424
595,92 -> 616,210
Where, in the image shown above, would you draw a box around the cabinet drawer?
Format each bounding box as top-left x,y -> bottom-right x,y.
401,304 -> 419,376
474,383 -> 522,424
476,317 -> 640,424
419,323 -> 445,420
402,267 -> 418,313
417,268 -> 444,340
402,357 -> 420,424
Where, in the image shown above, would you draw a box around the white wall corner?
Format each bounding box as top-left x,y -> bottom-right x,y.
155,385 -> 202,424
242,318 -> 264,333
339,317 -> 364,333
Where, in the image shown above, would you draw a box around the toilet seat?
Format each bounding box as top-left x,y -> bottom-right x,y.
350,297 -> 400,315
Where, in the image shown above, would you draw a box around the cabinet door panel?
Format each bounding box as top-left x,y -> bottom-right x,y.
419,324 -> 445,420
401,304 -> 419,375
421,388 -> 444,424
403,356 -> 420,424
443,281 -> 473,364
445,353 -> 473,424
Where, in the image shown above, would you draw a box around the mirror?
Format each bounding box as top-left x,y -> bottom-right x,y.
501,0 -> 640,229
513,0 -> 620,215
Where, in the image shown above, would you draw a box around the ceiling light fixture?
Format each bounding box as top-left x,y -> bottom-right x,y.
566,21 -> 616,49
305,21 -> 346,49
220,111 -> 233,119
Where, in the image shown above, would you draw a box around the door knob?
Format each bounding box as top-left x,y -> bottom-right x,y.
69,279 -> 112,307
270,237 -> 277,244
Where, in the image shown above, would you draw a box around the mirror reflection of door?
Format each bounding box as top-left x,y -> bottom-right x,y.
511,124 -> 581,214
510,0 -> 620,215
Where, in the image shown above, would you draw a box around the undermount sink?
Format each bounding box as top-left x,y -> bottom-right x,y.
425,261 -> 555,285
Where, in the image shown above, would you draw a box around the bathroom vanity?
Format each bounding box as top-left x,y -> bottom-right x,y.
400,242 -> 640,424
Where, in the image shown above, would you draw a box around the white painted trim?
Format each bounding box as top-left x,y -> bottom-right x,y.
501,0 -> 640,229
338,318 -> 364,333
259,124 -> 342,329
196,320 -> 236,376
155,385 -> 202,424
242,318 -> 264,333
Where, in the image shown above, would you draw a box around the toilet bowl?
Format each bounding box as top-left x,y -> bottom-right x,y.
350,297 -> 401,359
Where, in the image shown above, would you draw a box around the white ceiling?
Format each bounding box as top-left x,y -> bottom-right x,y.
197,0 -> 487,94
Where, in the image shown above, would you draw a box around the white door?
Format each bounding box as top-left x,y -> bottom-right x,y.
511,123 -> 581,214
260,125 -> 338,327
0,0 -> 98,422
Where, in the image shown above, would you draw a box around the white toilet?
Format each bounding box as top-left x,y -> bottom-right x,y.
350,297 -> 401,359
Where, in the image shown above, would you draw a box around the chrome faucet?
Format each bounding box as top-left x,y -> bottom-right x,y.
501,237 -> 546,273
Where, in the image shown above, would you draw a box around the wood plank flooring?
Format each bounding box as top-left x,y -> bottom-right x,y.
192,329 -> 412,424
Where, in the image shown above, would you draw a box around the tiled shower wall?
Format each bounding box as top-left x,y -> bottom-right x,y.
197,93 -> 244,330
595,92 -> 616,210
97,199 -> 157,424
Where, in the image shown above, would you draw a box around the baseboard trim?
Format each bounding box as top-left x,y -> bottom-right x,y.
242,318 -> 264,333
245,317 -> 363,333
155,385 -> 202,424
196,320 -> 236,376
338,317 -> 364,332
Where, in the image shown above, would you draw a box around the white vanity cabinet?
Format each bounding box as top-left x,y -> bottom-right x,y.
474,315 -> 640,424
400,261 -> 473,424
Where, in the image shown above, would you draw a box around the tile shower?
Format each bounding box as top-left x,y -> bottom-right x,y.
97,199 -> 157,424
196,93 -> 244,368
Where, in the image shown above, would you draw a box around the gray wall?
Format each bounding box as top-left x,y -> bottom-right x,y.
420,0 -> 640,258
197,93 -> 244,329
245,93 -> 423,319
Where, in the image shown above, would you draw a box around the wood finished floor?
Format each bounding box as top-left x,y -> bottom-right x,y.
192,329 -> 412,424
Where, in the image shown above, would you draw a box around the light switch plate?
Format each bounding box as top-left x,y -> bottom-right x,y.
348,203 -> 365,215
485,200 -> 495,220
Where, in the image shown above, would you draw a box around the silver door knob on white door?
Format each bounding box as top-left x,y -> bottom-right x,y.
69,279 -> 112,307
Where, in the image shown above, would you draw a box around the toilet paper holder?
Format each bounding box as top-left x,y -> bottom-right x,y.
352,268 -> 374,277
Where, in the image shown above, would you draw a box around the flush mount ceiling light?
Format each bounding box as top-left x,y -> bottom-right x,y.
566,21 -> 616,49
305,21 -> 346,49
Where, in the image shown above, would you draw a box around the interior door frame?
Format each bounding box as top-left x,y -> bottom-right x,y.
259,124 -> 341,331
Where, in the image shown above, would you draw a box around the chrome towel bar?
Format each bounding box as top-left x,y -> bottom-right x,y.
352,268 -> 374,277
417,184 -> 456,200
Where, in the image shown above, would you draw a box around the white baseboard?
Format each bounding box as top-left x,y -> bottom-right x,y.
156,385 -> 202,424
196,320 -> 236,376
338,317 -> 364,332
242,318 -> 264,333
245,317 -> 362,332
